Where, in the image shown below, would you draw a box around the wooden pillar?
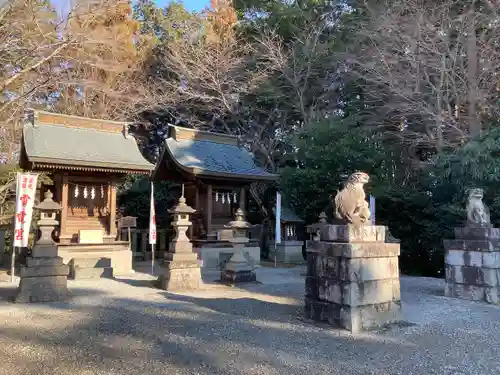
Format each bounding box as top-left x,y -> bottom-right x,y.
190,184 -> 200,239
194,184 -> 200,210
109,183 -> 117,239
206,184 -> 212,236
239,186 -> 246,212
61,175 -> 69,237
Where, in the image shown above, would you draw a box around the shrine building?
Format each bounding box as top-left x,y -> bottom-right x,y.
152,125 -> 278,269
19,109 -> 155,275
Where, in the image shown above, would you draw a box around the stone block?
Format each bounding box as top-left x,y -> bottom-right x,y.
318,278 -> 400,307
78,229 -> 104,244
320,225 -> 385,243
158,267 -> 203,291
71,266 -> 113,280
14,275 -> 69,303
221,269 -> 256,284
164,252 -> 199,264
445,250 -> 483,267
445,265 -> 498,286
31,244 -> 58,258
71,257 -> 112,268
311,255 -> 399,282
444,282 -> 485,301
308,241 -> 400,259
304,298 -> 402,333
269,241 -> 305,264
483,252 -> 500,268
454,227 -> 500,240
26,256 -> 64,267
444,239 -> 500,252
20,264 -> 69,278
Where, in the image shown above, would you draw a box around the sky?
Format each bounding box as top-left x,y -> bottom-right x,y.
156,0 -> 209,12
51,0 -> 209,14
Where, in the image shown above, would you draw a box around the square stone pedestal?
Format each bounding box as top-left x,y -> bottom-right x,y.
15,245 -> 69,303
221,267 -> 256,284
444,226 -> 500,304
157,252 -> 203,291
268,240 -> 305,264
304,225 -> 402,332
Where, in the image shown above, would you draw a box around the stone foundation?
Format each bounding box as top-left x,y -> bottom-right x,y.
305,225 -> 402,332
158,264 -> 202,291
444,226 -> 500,304
58,242 -> 133,276
69,257 -> 113,280
15,253 -> 69,303
195,244 -> 260,269
268,240 -> 305,263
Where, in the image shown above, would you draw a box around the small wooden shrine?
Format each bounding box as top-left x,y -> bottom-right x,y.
152,125 -> 278,269
268,207 -> 305,264
19,110 -> 155,275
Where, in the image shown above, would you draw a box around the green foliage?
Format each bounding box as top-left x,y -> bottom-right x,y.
117,175 -> 180,229
280,118 -> 392,223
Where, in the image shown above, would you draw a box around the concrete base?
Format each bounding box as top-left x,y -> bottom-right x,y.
196,245 -> 260,269
268,240 -> 305,263
69,257 -> 113,280
305,224 -> 402,332
444,226 -> 500,304
58,242 -> 133,276
14,256 -> 69,303
157,263 -> 203,291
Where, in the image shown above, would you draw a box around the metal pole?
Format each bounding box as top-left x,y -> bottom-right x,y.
151,243 -> 155,275
10,246 -> 16,283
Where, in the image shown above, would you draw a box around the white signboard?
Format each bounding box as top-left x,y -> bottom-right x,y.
149,182 -> 157,244
275,191 -> 281,244
369,195 -> 376,225
13,172 -> 38,248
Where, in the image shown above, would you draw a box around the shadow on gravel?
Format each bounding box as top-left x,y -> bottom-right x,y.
0,285 -> 107,305
163,292 -> 302,323
1,284 -> 499,375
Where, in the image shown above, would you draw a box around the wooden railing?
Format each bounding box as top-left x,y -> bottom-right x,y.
119,228 -> 171,260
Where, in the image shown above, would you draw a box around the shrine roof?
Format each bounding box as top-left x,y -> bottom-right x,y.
153,125 -> 278,182
21,110 -> 154,174
272,207 -> 304,223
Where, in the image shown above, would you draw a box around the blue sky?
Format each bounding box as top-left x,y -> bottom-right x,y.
52,0 -> 209,14
156,0 -> 209,12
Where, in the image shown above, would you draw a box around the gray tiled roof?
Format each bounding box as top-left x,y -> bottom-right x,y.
23,124 -> 154,172
165,137 -> 277,180
272,207 -> 304,223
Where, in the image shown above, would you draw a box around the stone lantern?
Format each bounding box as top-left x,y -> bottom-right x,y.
221,208 -> 256,284
15,190 -> 69,303
157,192 -> 202,291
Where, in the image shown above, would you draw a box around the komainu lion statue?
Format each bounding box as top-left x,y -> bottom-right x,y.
466,188 -> 490,226
334,172 -> 371,225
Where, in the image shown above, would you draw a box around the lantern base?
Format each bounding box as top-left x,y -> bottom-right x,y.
14,255 -> 69,303
157,262 -> 203,291
221,268 -> 256,285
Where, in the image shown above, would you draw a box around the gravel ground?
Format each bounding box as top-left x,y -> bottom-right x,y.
0,266 -> 499,375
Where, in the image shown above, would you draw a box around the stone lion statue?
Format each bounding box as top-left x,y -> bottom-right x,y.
333,172 -> 371,225
466,188 -> 490,226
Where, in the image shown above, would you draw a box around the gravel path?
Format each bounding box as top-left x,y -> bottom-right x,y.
0,267 -> 499,375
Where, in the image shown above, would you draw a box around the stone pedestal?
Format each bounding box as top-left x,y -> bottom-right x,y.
157,194 -> 202,291
268,240 -> 305,264
444,226 -> 500,304
305,224 -> 402,332
15,191 -> 69,303
221,209 -> 256,285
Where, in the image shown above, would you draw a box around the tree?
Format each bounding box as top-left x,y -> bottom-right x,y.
48,0 -> 154,120
352,0 -> 500,159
